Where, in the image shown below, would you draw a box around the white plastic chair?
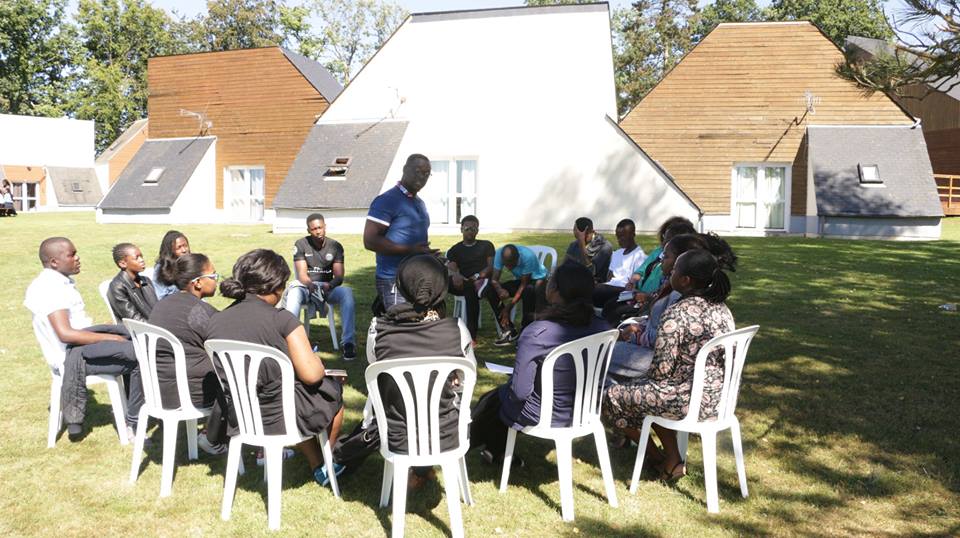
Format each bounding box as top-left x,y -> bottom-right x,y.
99,279 -> 118,324
124,319 -> 213,497
204,339 -> 340,531
499,329 -> 620,521
451,296 -> 481,329
31,317 -> 128,447
365,356 -> 477,538
629,325 -> 759,513
296,287 -> 339,350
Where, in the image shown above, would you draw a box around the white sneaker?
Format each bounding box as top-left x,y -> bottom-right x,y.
197,432 -> 228,456
126,425 -> 152,447
256,447 -> 296,466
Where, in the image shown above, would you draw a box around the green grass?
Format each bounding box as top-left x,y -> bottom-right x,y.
1,213 -> 958,537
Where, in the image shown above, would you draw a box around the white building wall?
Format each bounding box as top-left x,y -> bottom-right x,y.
274,208 -> 370,235
0,114 -> 94,167
292,7 -> 702,235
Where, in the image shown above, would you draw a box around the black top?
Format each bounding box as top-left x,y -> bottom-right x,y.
293,236 -> 344,284
147,292 -> 218,409
446,240 -> 495,278
107,271 -> 158,322
206,294 -> 341,436
369,317 -> 467,454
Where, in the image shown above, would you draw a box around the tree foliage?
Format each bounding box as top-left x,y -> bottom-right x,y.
766,0 -> 893,45
0,0 -> 77,116
695,0 -> 761,41
197,0 -> 283,51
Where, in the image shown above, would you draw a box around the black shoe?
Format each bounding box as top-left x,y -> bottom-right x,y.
342,342 -> 356,360
480,448 -> 525,469
67,423 -> 85,443
494,329 -> 518,346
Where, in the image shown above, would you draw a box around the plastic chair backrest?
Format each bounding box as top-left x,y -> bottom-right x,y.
98,280 -> 118,324
29,313 -> 66,371
536,329 -> 619,430
204,339 -> 301,441
124,319 -> 203,414
528,245 -> 559,273
365,356 -> 476,459
685,325 -> 759,424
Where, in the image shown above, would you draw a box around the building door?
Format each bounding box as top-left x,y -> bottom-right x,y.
423,159 -> 478,224
226,167 -> 265,221
733,165 -> 788,230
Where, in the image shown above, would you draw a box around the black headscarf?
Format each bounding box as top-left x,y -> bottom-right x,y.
384,254 -> 448,323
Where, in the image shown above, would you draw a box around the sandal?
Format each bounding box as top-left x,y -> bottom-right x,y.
658,461 -> 686,483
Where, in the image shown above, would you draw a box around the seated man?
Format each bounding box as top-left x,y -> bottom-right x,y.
490,244 -> 548,345
592,219 -> 646,308
446,215 -> 498,345
564,217 -> 613,283
283,213 -> 357,359
24,237 -> 144,442
107,242 -> 157,322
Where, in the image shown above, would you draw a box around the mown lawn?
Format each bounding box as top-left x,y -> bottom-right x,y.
0,212 -> 958,537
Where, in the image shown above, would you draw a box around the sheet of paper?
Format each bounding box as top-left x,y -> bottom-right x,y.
618,290 -> 634,302
325,369 -> 348,378
485,361 -> 514,375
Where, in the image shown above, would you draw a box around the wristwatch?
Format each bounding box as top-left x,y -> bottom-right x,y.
472,273 -> 480,280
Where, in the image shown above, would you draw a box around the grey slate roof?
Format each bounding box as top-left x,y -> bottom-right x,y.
280,48 -> 342,102
411,2 -> 607,23
807,125 -> 944,218
46,167 -> 103,206
273,121 -> 408,210
845,36 -> 960,101
96,118 -> 148,165
99,137 -> 214,210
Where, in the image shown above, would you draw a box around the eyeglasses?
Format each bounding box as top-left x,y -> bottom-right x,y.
461,226 -> 479,232
192,272 -> 220,282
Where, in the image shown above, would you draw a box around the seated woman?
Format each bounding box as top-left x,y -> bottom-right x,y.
603,248 -> 735,481
607,233 -> 736,384
107,242 -> 157,322
334,254 -> 471,488
470,262 -> 609,465
153,230 -> 191,301
205,249 -> 344,486
601,217 -> 696,326
146,253 -> 228,453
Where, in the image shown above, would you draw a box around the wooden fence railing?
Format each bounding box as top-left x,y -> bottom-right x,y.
936,174 -> 960,216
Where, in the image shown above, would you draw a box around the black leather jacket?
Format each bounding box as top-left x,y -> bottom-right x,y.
107,271 -> 158,322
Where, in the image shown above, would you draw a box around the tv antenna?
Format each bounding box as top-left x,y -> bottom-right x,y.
801,90 -> 822,115
179,108 -> 212,134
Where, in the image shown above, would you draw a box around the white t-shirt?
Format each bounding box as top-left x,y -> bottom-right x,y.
606,246 -> 647,287
24,268 -> 94,369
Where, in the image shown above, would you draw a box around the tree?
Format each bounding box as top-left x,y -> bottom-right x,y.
615,0 -> 700,116
765,0 -> 893,45
196,0 -> 283,51
839,0 -> 960,98
71,0 -> 182,152
279,4 -> 323,59
306,0 -> 407,84
0,0 -> 78,116
694,0 -> 761,42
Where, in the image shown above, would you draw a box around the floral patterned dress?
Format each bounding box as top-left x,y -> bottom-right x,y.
603,295 -> 735,427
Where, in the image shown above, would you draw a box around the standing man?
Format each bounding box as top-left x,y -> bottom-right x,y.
364,154 -> 437,308
284,213 -> 357,359
564,217 -> 613,283
446,215 -> 498,345
24,237 -> 144,442
490,244 -> 549,345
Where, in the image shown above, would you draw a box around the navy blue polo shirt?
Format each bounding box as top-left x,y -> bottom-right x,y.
367,184 -> 430,280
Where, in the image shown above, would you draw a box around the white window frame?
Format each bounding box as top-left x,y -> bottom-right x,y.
224,165 -> 266,222
12,181 -> 39,211
730,163 -> 792,232
424,157 -> 479,225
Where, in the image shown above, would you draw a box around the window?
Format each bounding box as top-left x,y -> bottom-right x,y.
422,158 -> 478,224
858,164 -> 882,185
324,157 -> 351,180
733,165 -> 789,230
71,182 -> 83,193
226,166 -> 265,221
143,167 -> 164,185
11,182 -> 38,211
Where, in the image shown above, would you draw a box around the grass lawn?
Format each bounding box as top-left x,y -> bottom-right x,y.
1,212 -> 958,537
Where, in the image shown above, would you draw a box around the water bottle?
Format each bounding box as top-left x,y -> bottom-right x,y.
940,303 -> 958,312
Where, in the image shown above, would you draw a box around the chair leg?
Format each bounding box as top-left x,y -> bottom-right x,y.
129,408 -> 150,484
266,445 -> 283,530
391,462 -> 409,538
730,419 -> 749,498
701,431 -> 720,513
48,377 -> 62,448
160,418 -> 178,498
555,438 -> 575,522
441,462 -> 465,538
186,419 -> 199,460
592,425 -> 619,508
458,456 -> 473,506
327,309 -> 339,350
318,432 -> 340,498
678,430 -> 690,461
105,378 -> 129,445
629,419 -> 653,494
379,460 -> 394,508
499,428 -> 518,493
221,437 -> 242,521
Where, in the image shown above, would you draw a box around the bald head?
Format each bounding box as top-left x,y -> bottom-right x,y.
39,237 -> 80,275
